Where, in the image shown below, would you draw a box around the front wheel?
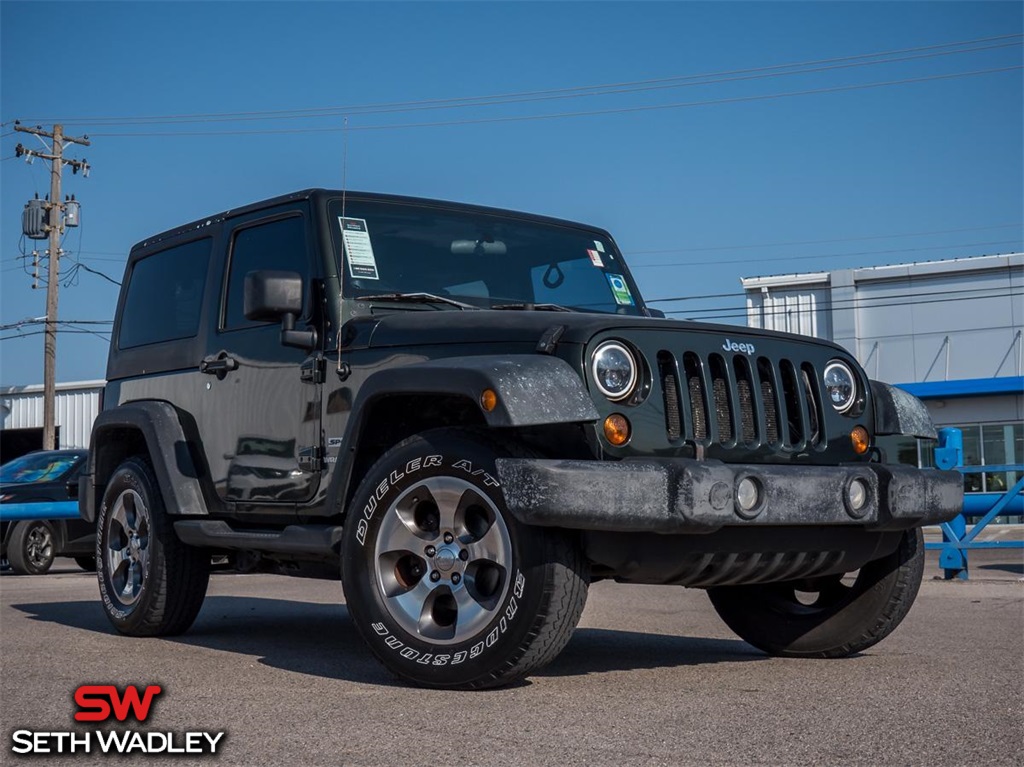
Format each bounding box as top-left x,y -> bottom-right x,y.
341,430 -> 589,689
96,457 -> 210,636
707,528 -> 924,657
8,520 -> 56,575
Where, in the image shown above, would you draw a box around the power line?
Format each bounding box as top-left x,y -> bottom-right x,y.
660,284 -> 1023,316
86,65 -> 1023,137
62,260 -> 121,286
630,239 -> 1022,269
0,319 -> 114,331
0,329 -> 111,342
628,223 -> 1022,257
647,277 -> 1024,306
668,289 -> 1024,320
54,222 -> 1024,265
25,33 -> 1022,126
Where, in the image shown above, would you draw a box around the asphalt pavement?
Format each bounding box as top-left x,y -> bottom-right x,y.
1,548 -> 1021,766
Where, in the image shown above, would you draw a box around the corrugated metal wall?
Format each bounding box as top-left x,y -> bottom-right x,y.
1,380 -> 103,448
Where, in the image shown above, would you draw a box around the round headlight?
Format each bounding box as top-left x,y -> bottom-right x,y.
591,341 -> 638,401
823,361 -> 857,413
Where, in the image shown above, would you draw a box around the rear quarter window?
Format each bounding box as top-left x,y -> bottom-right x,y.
118,238 -> 211,349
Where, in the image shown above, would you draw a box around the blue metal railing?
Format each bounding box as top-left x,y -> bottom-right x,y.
925,427 -> 1024,580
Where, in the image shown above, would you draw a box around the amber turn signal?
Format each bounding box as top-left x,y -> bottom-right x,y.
851,426 -> 870,454
480,388 -> 498,412
603,414 -> 631,446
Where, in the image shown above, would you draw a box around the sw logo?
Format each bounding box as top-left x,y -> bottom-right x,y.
74,684 -> 162,722
9,684 -> 225,757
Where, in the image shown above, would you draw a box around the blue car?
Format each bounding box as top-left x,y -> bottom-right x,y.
0,450 -> 95,575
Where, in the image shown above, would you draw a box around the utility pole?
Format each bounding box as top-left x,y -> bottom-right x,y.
14,123 -> 90,450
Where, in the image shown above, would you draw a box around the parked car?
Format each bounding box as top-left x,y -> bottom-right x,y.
0,450 -> 95,575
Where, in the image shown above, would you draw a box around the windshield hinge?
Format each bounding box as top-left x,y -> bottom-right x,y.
301,356 -> 326,384
536,325 -> 566,355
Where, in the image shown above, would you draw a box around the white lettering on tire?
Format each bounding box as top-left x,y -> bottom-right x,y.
368,569 -> 525,666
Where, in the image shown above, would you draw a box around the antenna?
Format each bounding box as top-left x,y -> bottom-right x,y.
341,115 -> 349,234
337,115 -> 349,376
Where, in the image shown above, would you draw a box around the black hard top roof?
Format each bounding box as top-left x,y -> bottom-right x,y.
133,189 -> 611,253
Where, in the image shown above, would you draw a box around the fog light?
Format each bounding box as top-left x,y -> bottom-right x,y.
736,476 -> 762,516
847,478 -> 868,513
850,426 -> 870,454
603,414 -> 631,446
480,388 -> 498,412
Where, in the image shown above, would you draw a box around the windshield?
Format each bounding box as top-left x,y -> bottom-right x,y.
328,199 -> 644,315
0,452 -> 82,484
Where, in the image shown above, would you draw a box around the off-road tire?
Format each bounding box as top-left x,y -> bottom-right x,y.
96,457 -> 209,636
8,520 -> 56,575
707,528 -> 924,657
341,429 -> 589,689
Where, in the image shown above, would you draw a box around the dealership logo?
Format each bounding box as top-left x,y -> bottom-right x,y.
10,684 -> 225,756
74,684 -> 162,722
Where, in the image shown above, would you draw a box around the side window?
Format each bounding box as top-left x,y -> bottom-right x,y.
223,216 -> 308,331
118,239 -> 210,349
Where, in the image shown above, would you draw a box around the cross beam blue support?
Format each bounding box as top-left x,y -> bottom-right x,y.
0,500 -> 81,521
925,427 -> 1024,580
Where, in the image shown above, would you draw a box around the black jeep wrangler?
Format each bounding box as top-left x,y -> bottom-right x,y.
80,189 -> 961,688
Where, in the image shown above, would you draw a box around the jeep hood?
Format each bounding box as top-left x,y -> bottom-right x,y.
362,310 -> 852,355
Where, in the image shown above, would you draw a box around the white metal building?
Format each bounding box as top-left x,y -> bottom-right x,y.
0,379 -> 104,454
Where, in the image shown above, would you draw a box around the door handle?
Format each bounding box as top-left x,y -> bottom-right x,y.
200,354 -> 238,378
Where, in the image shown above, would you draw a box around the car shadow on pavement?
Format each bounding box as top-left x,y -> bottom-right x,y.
976,562 -> 1024,576
13,595 -> 758,686
541,628 -> 760,678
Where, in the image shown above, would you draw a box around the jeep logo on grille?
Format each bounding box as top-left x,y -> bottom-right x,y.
723,338 -> 756,355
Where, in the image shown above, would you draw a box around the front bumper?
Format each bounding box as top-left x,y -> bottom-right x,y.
495,458 -> 963,533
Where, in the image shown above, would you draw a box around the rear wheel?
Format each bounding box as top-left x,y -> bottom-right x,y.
341,429 -> 589,689
96,457 -> 209,636
8,520 -> 56,575
708,528 -> 924,657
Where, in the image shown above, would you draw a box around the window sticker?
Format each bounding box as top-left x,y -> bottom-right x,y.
586,249 -> 604,268
339,217 -> 379,280
606,273 -> 635,306
594,240 -> 605,253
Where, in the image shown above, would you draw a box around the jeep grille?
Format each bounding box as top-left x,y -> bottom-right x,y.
658,351 -> 824,451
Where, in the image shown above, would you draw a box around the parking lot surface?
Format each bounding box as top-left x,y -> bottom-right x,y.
2,552 -> 1021,766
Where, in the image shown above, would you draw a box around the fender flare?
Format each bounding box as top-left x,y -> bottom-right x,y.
325,354 -> 599,515
870,381 -> 937,440
80,400 -> 209,523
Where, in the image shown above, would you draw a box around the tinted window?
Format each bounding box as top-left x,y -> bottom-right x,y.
0,452 -> 83,484
119,239 -> 210,349
223,216 -> 308,331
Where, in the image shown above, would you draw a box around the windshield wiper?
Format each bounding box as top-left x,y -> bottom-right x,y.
491,302 -> 575,313
359,293 -> 480,310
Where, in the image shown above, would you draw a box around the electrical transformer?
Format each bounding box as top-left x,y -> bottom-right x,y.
21,199 -> 48,240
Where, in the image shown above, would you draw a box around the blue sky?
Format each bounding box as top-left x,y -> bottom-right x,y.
2,1 -> 1021,385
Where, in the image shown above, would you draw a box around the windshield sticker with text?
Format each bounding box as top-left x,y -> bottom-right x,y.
339,217 -> 380,280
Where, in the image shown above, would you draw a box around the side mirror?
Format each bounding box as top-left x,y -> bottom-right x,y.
645,307 -> 666,319
244,270 -> 317,350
